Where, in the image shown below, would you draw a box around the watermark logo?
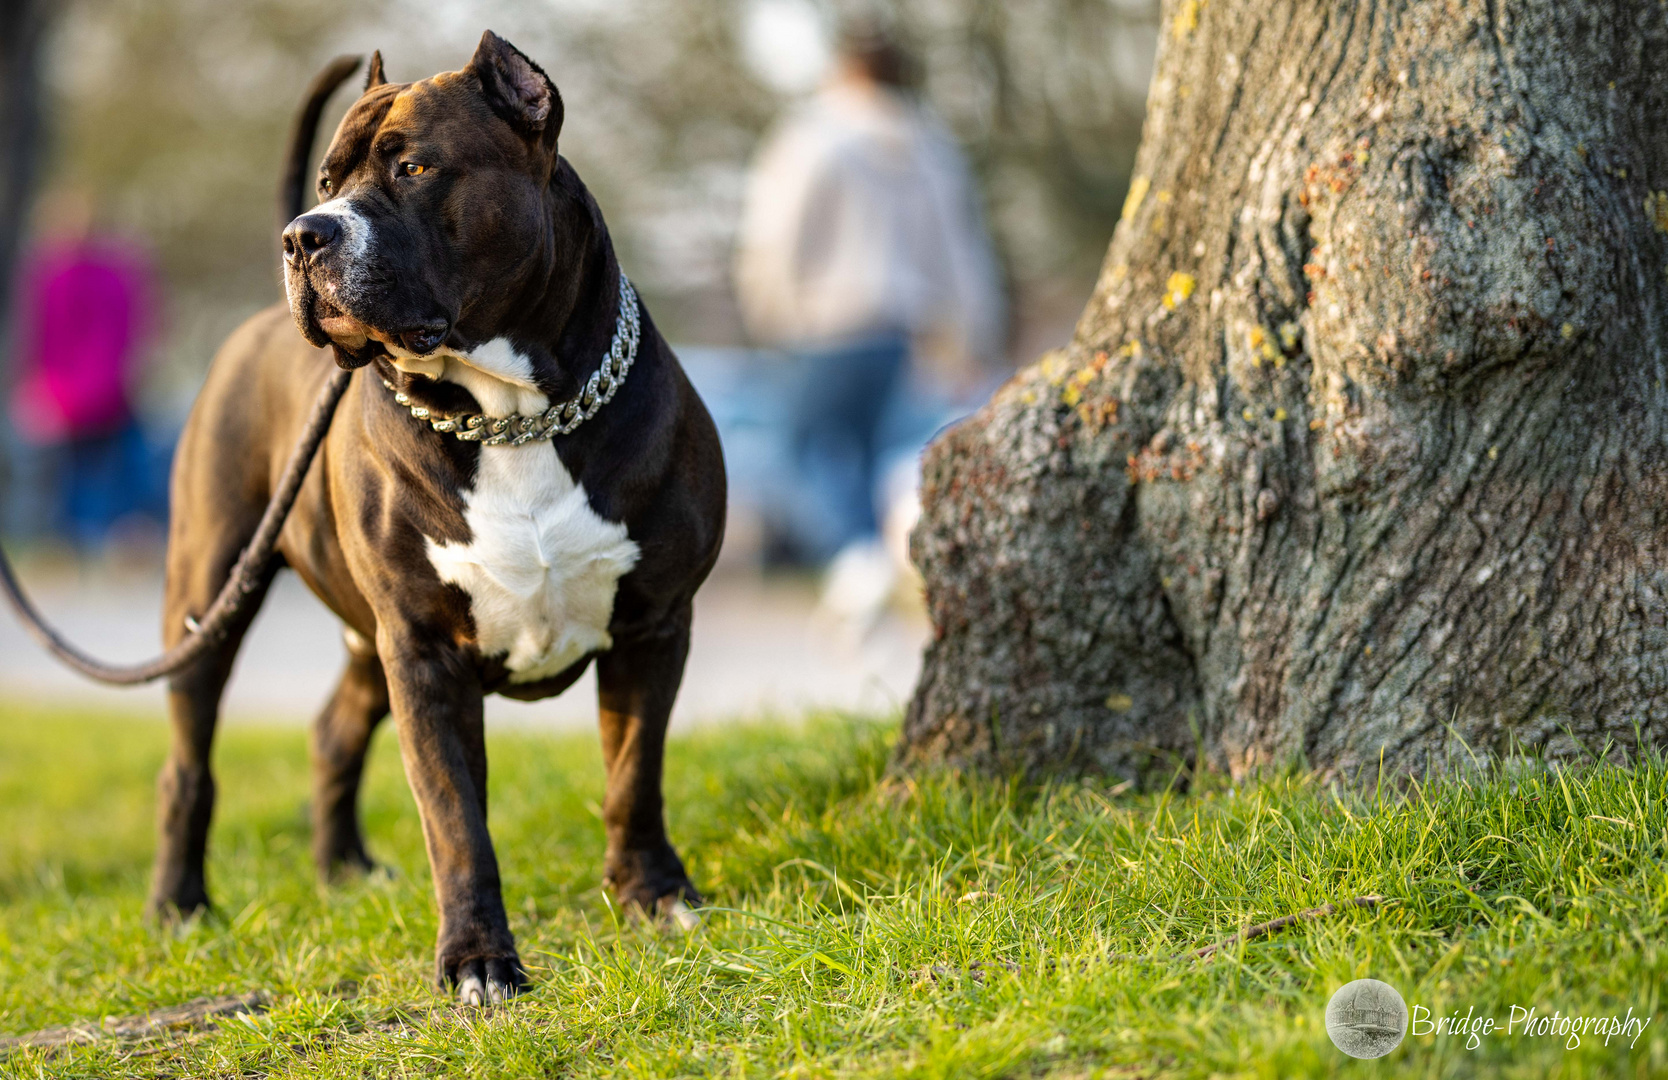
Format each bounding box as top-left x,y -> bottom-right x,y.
1324,981 -> 1654,1056
1326,979 -> 1409,1059
1411,1004 -> 1652,1050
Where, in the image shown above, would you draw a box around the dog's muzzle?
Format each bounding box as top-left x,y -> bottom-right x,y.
281,212 -> 450,368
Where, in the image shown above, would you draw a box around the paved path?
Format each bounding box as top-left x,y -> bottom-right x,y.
0,563 -> 926,729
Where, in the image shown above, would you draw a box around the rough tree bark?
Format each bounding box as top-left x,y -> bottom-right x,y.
902,0 -> 1668,783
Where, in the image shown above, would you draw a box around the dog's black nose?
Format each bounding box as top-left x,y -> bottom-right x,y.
282,214 -> 342,260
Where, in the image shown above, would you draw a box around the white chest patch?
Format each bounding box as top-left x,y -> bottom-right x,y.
395,339 -> 641,682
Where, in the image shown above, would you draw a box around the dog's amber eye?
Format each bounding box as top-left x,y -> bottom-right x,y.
321,177 -> 333,194
402,162 -> 426,176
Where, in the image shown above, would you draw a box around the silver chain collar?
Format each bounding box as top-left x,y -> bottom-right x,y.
380,273 -> 641,447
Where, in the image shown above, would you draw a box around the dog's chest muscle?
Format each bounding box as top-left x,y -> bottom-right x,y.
424,443 -> 640,683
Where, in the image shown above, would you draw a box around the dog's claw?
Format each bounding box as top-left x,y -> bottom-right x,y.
450,955 -> 526,1006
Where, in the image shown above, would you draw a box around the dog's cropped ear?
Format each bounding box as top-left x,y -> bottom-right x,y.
467,30 -> 563,146
364,50 -> 386,90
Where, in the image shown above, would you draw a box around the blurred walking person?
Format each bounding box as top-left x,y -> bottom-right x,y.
9,190 -> 157,551
735,20 -> 1004,567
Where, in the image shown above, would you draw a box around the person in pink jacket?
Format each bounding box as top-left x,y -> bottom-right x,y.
10,191 -> 157,549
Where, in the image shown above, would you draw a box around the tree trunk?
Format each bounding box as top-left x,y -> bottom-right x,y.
0,0 -> 45,339
902,0 -> 1668,783
0,0 -> 46,539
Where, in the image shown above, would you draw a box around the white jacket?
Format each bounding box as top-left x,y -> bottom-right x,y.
734,82 -> 1006,365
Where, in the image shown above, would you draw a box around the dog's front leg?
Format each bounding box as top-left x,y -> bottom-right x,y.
595,606 -> 701,925
380,631 -> 525,1003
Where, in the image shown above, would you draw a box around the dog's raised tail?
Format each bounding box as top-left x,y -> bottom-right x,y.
279,55 -> 363,229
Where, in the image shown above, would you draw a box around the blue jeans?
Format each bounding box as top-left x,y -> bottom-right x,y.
14,420 -> 170,550
785,333 -> 908,561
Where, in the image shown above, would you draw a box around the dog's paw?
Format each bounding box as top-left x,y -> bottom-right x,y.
442,953 -> 527,1007
658,894 -> 704,933
605,844 -> 703,926
320,849 -> 397,885
144,882 -> 212,926
314,829 -> 392,882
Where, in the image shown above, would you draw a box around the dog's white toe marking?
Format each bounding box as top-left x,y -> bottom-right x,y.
664,898 -> 703,933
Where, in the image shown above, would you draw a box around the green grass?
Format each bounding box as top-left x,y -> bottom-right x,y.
0,704 -> 1664,1078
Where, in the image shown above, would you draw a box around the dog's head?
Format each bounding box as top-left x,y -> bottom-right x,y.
283,31 -> 564,369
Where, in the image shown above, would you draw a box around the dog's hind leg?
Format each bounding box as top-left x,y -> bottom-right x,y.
147,541 -> 278,922
310,630 -> 389,879
595,604 -> 702,926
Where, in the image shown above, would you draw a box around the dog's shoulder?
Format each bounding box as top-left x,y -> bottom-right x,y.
182,304 -> 340,461
210,303 -> 325,377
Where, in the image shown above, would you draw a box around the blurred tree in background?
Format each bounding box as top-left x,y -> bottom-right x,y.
0,0 -> 47,359
22,0 -> 1157,414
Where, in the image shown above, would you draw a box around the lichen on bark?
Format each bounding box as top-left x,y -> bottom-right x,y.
902,0 -> 1668,783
